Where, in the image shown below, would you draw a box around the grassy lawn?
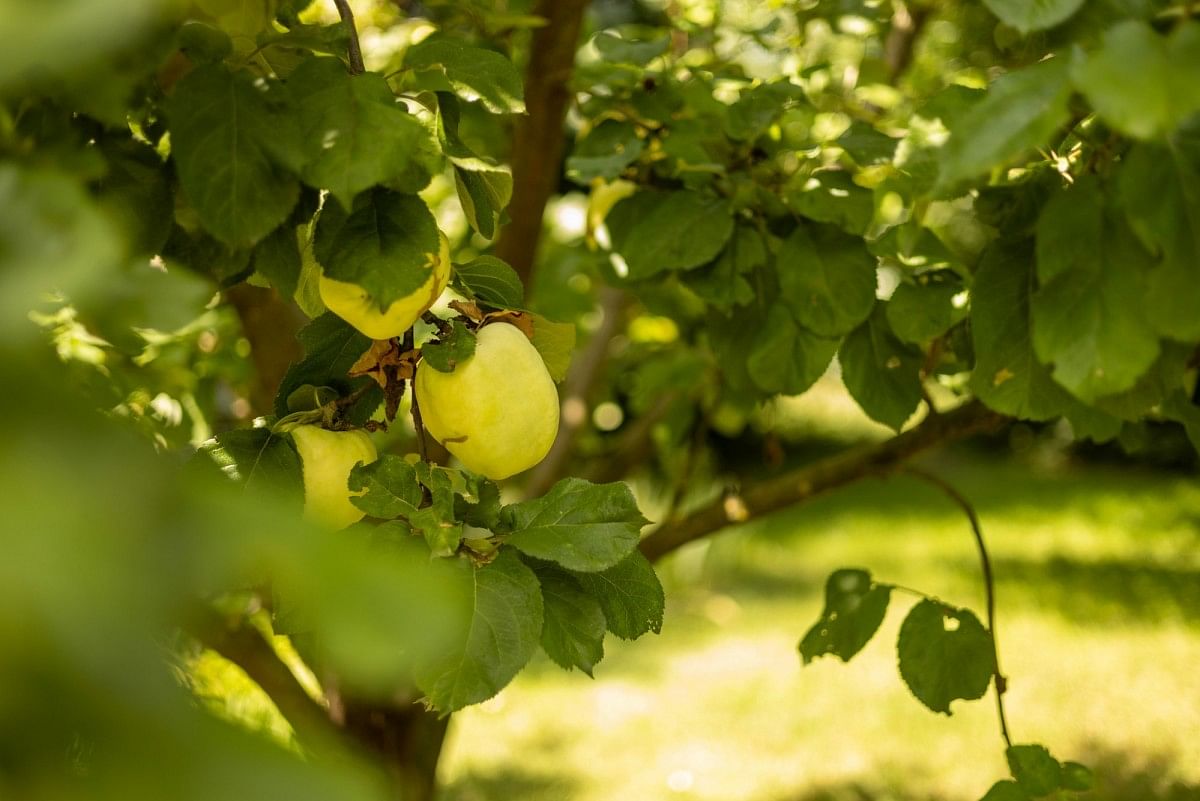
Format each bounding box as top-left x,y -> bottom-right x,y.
438,452 -> 1200,801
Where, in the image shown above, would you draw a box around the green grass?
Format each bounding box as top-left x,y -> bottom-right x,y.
439,453 -> 1200,801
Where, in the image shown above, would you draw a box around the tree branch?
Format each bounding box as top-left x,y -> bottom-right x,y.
332,0 -> 366,75
494,0 -> 591,284
639,400 -> 1006,562
186,608 -> 336,750
883,0 -> 928,84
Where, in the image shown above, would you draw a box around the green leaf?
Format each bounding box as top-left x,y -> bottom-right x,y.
252,222 -> 303,299
434,93 -> 513,239
1006,744 -> 1063,798
982,0 -> 1085,33
167,63 -> 300,247
289,56 -> 432,208
1163,392 -> 1200,454
453,256 -> 525,309
404,37 -> 525,114
454,165 -> 513,240
897,599 -> 993,715
747,303 -> 839,396
837,121 -> 898,166
456,477 -> 503,530
969,244 -> 1094,421
502,478 -> 647,572
414,548 -> 543,713
785,170 -> 875,236
1032,177 -> 1160,401
799,569 -> 891,664
777,222 -> 878,337
685,225 -> 763,312
1071,20 -> 1200,140
274,313 -> 379,424
313,189 -> 441,309
528,560 -> 607,676
530,314 -> 576,383
572,551 -> 664,639
200,427 -> 303,503
979,780 -> 1029,801
607,190 -> 734,278
422,320 -> 477,373
0,166 -> 122,336
1060,762 -> 1095,792
348,455 -> 423,519
593,31 -> 670,65
886,275 -> 966,344
411,463 -> 464,557
1118,123 -> 1200,341
567,119 -> 645,183
938,58 -> 1072,188
839,305 -> 924,431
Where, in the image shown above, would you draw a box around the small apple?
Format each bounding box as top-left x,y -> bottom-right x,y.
415,322 -> 559,480
319,231 -> 451,340
291,424 -> 377,529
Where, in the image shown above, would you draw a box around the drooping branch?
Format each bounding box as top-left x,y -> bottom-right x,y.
495,0 -> 591,283
901,465 -> 1013,749
332,0 -> 366,75
639,400 -> 1006,562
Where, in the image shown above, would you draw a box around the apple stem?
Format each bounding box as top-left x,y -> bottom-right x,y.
404,328 -> 429,462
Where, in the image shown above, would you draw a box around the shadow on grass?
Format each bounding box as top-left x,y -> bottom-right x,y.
772,745 -> 1200,801
994,556 -> 1200,623
437,767 -> 579,801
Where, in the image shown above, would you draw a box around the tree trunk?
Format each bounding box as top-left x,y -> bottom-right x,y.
495,0 -> 591,284
342,702 -> 450,801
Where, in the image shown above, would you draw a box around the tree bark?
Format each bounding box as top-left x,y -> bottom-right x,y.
225,284 -> 306,415
341,701 -> 449,801
639,401 -> 1007,562
495,0 -> 591,284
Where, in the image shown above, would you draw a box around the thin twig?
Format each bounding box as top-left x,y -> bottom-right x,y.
332,0 -> 365,75
404,329 -> 428,461
901,465 -> 1013,750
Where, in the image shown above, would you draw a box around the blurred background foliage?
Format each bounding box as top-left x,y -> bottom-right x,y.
2,0 -> 1198,800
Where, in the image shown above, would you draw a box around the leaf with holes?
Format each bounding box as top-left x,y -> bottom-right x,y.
571,551 -> 664,639
897,599 -> 994,715
800,569 -> 891,664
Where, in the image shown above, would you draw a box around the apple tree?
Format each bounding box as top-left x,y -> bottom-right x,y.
2,1 -> 1198,800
